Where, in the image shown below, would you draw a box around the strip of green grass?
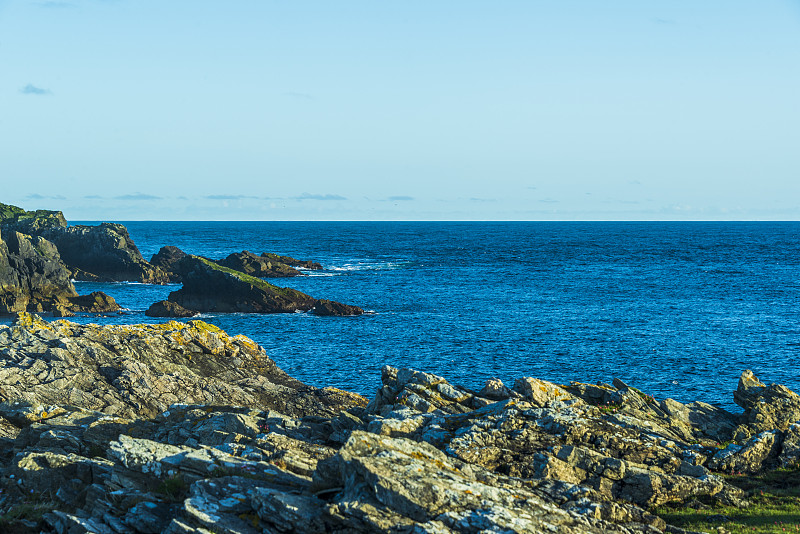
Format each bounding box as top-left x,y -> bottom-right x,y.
656,469 -> 800,533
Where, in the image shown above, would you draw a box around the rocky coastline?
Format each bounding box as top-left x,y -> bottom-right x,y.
0,203 -> 363,317
0,313 -> 798,533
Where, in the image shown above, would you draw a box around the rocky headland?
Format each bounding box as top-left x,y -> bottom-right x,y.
0,226 -> 120,316
1,204 -> 167,284
0,313 -> 798,533
146,252 -> 363,317
1,203 -> 364,317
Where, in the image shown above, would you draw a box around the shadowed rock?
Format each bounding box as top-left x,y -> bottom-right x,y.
0,228 -> 119,316
150,255 -> 363,316
145,299 -> 198,318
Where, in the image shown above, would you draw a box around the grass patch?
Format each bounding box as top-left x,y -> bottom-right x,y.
656,469 -> 800,533
155,474 -> 189,502
195,257 -> 303,297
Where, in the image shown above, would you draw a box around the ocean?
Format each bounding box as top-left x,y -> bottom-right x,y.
9,221 -> 800,410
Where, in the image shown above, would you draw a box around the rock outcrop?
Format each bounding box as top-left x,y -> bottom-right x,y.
39,223 -> 169,284
1,320 -> 799,533
0,312 -> 365,419
216,251 -> 321,278
0,229 -> 120,316
152,247 -> 324,283
147,255 -> 363,317
0,203 -> 167,283
150,245 -> 190,282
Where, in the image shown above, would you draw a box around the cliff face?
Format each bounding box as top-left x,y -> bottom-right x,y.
39,223 -> 169,283
0,229 -> 121,315
0,228 -> 77,314
0,203 -> 167,284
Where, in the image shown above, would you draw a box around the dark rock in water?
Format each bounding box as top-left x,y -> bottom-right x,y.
216,250 -> 306,278
150,245 -> 189,282
0,228 -> 119,315
164,255 -> 362,315
145,299 -> 198,318
41,223 -> 169,284
261,251 -> 323,271
0,203 -> 168,284
66,291 -> 121,314
313,298 -> 364,316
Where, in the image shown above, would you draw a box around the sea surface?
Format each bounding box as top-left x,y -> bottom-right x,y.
9,221 -> 800,411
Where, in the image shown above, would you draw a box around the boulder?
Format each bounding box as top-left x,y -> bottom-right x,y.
145,300 -> 198,318
312,299 -> 364,317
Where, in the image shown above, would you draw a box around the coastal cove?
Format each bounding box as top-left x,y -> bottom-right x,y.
3,220 -> 796,411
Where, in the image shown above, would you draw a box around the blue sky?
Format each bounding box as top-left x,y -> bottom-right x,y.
2,1 -> 799,221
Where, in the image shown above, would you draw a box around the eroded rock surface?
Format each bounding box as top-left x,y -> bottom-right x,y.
0,229 -> 120,316
1,320 -> 798,533
0,203 -> 167,284
0,312 -> 365,419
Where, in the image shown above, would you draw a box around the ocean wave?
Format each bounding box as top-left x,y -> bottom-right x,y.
327,260 -> 410,272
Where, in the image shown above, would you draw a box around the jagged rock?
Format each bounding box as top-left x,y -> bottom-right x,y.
312,298 -> 364,316
0,229 -> 119,315
0,312 -> 366,419
779,423 -> 800,468
513,376 -> 577,407
478,377 -> 512,400
319,431 -> 643,533
41,223 -> 170,283
145,300 -> 198,318
707,430 -> 782,474
732,369 -> 800,439
216,250 -> 305,278
1,204 -> 167,284
150,246 -> 190,282
163,255 -> 362,315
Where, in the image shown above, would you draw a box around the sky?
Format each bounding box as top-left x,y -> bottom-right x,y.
1,1 -> 799,221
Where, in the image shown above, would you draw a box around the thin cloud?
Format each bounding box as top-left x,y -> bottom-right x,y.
539,198 -> 559,204
386,195 -> 414,201
205,194 -> 258,200
26,193 -> 66,200
37,2 -> 76,8
114,193 -> 162,201
469,197 -> 497,203
84,195 -> 103,199
294,193 -> 347,201
21,84 -> 52,96
285,92 -> 314,100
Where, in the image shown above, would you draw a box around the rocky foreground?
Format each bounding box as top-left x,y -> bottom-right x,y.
0,316 -> 799,532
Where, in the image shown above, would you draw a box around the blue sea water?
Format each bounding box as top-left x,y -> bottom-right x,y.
11,221 -> 800,410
